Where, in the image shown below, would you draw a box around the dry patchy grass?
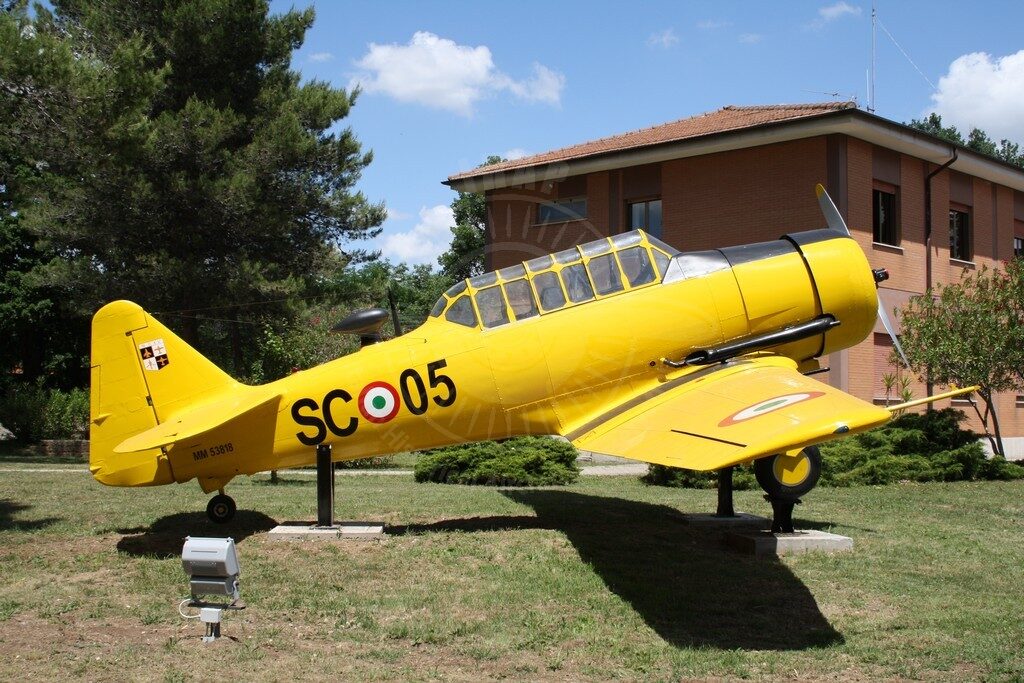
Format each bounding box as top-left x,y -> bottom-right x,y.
0,469 -> 1022,681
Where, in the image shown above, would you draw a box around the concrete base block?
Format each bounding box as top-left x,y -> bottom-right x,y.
674,512 -> 769,527
725,529 -> 853,556
267,522 -> 385,541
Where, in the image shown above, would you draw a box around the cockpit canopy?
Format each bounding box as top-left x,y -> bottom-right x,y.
429,230 -> 679,330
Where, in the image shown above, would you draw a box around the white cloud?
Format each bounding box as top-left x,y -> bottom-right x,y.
809,2 -> 861,29
647,28 -> 679,49
493,63 -> 564,105
929,51 -> 1024,143
738,33 -> 763,44
819,1 -> 861,21
503,148 -> 531,160
308,51 -> 334,63
697,19 -> 732,30
381,204 -> 455,265
351,31 -> 565,116
385,207 -> 413,221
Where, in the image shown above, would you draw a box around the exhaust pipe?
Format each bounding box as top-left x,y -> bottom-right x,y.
674,315 -> 840,367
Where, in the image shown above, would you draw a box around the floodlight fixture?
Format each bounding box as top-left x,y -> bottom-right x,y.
179,536 -> 245,642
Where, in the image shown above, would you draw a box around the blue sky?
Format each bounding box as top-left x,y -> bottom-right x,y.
271,0 -> 1024,266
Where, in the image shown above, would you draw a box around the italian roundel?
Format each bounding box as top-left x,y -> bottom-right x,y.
718,391 -> 825,427
358,381 -> 401,423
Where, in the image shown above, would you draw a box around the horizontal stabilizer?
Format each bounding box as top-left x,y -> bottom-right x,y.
114,390 -> 281,453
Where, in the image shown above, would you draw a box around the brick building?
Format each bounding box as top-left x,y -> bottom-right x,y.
444,102 -> 1024,442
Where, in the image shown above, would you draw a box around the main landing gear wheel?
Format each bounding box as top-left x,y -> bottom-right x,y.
206,493 -> 236,524
754,446 -> 822,499
754,447 -> 822,533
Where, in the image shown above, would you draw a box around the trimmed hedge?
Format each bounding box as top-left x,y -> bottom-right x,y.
414,436 -> 580,486
643,408 -> 1024,489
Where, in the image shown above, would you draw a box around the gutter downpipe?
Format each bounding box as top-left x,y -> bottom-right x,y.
923,148 -> 958,402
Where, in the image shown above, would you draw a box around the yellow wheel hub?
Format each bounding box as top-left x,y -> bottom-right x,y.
772,451 -> 811,487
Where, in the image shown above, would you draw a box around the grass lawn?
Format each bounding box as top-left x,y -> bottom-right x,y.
0,466 -> 1022,681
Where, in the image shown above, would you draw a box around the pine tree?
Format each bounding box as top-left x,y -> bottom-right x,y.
3,0 -> 385,378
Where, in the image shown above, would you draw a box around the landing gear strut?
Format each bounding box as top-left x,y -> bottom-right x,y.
206,490 -> 236,524
715,466 -> 735,517
764,494 -> 801,533
754,446 -> 821,533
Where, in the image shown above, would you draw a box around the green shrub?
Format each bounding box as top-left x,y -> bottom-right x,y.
41,388 -> 89,440
0,384 -> 49,443
819,408 -> 1024,486
642,464 -> 757,490
0,385 -> 89,443
335,455 -> 395,469
414,436 -> 579,486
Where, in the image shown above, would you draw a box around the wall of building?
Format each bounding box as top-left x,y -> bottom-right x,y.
661,137 -> 828,250
486,137 -> 829,269
843,136 -> 1024,437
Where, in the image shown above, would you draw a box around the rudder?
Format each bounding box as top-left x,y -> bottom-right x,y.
89,300 -> 237,486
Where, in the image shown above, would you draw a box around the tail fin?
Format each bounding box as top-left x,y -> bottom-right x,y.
89,300 -> 237,486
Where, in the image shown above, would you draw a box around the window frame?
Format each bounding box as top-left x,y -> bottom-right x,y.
872,181 -> 900,247
626,197 -> 663,239
536,196 -> 588,225
949,203 -> 973,262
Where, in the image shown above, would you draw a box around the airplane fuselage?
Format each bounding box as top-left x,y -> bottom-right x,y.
149,228 -> 877,491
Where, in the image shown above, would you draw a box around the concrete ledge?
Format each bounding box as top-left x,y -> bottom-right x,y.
267,522 -> 385,541
673,512 -> 769,527
725,530 -> 853,556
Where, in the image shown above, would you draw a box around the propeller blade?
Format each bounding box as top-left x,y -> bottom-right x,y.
878,299 -> 910,368
815,183 -> 850,235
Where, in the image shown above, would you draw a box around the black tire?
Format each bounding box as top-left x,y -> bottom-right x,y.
754,446 -> 822,498
206,494 -> 236,524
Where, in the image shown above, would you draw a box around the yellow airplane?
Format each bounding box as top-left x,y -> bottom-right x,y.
88,186 -> 973,525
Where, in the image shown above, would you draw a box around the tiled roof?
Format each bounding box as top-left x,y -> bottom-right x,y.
447,102 -> 857,182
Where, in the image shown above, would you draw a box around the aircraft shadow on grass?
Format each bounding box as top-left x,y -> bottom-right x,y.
397,490 -> 842,651
115,510 -> 277,559
0,499 -> 61,532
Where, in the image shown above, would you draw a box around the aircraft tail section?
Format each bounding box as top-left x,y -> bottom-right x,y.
89,300 -> 238,486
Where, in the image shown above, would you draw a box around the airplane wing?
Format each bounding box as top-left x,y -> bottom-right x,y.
567,356 -> 891,471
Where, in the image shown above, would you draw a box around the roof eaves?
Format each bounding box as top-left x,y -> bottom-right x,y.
446,108 -> 1024,195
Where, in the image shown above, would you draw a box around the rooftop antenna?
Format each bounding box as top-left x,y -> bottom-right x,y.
801,89 -> 842,100
868,2 -> 876,112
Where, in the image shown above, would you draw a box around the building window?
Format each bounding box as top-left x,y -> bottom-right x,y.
873,188 -> 899,246
627,199 -> 662,238
1015,236 -> 1023,259
949,207 -> 972,261
537,197 -> 586,224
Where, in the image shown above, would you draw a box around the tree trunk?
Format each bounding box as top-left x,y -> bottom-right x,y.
975,390 -> 1004,458
985,390 -> 1006,458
